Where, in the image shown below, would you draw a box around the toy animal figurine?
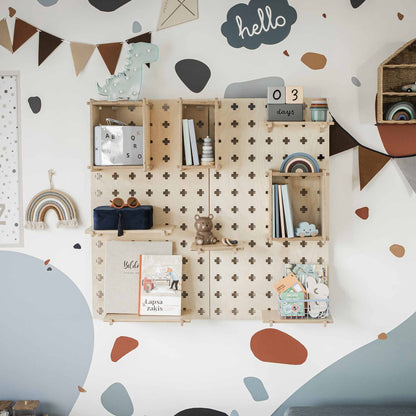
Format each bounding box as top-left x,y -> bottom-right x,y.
97,42 -> 159,102
295,221 -> 318,237
194,214 -> 218,245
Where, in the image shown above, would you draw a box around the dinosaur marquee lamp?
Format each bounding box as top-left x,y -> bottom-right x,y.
97,42 -> 159,101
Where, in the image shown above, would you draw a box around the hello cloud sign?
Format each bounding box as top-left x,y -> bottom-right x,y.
221,0 -> 297,50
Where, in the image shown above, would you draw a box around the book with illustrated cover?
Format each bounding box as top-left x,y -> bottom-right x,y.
139,254 -> 182,316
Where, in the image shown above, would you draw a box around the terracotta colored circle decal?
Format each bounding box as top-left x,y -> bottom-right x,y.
398,12 -> 404,20
355,207 -> 369,220
250,328 -> 307,365
390,244 -> 405,258
301,52 -> 327,70
378,332 -> 388,340
111,336 -> 139,362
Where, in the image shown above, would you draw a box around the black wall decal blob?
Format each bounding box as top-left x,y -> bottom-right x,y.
28,96 -> 41,114
221,0 -> 297,50
88,0 -> 131,12
350,0 -> 366,8
175,409 -> 228,416
175,59 -> 211,93
73,243 -> 81,249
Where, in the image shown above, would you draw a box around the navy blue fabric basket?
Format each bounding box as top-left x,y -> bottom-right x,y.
93,206 -> 153,236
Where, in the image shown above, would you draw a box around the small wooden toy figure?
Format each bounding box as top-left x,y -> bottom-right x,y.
194,214 -> 218,245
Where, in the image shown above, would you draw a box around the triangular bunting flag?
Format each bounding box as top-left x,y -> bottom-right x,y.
38,31 -> 63,66
126,32 -> 152,67
330,118 -> 359,156
13,18 -> 38,53
70,42 -> 96,76
97,42 -> 123,75
157,0 -> 198,31
359,146 -> 391,190
395,157 -> 416,193
0,19 -> 12,52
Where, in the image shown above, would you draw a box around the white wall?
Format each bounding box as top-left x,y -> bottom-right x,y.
1,0 -> 416,415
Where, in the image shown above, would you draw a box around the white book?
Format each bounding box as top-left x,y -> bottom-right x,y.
281,184 -> 294,238
105,241 -> 172,314
188,119 -> 200,165
274,184 -> 280,238
278,185 -> 286,238
272,185 -> 276,239
182,119 -> 192,166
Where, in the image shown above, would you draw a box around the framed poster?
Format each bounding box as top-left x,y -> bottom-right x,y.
0,71 -> 23,246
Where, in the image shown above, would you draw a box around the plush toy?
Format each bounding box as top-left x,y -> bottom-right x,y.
194,214 -> 217,245
305,275 -> 329,318
295,221 -> 318,237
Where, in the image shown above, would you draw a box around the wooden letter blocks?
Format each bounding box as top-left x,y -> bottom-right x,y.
286,86 -> 304,104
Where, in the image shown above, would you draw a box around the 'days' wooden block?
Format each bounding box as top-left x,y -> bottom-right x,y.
267,87 -> 286,104
286,86 -> 304,104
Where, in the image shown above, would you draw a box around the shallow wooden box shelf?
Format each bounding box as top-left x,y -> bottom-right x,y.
85,225 -> 174,238
88,99 -> 152,171
104,310 -> 192,325
262,309 -> 333,326
265,121 -> 333,133
267,170 -> 329,243
190,242 -> 245,253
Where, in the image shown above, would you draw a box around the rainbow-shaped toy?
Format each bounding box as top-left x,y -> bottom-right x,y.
280,152 -> 320,173
25,189 -> 78,230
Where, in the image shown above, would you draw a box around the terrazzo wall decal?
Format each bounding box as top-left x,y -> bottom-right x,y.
243,377 -> 269,401
230,411 -> 239,416
44,259 -> 50,265
224,76 -> 284,98
330,119 -> 358,156
395,157 -> 416,193
38,31 -> 63,66
0,251 -> 94,416
132,21 -> 142,33
78,386 -> 87,393
389,244 -> 405,258
322,13 -> 326,18
221,0 -> 297,50
283,50 -> 289,56
301,52 -> 327,70
175,59 -> 211,93
359,146 -> 390,190
0,19 -> 12,52
175,409 -> 227,416
8,7 -> 16,17
377,123 -> 416,156
250,328 -> 307,365
350,0 -> 366,8
12,18 -> 37,53
398,12 -> 404,20
111,336 -> 139,362
355,207 -> 369,220
101,383 -> 134,416
73,243 -> 81,249
157,0 -> 198,31
38,0 -> 59,7
88,0 -> 131,12
271,312 -> 416,415
0,73 -> 22,246
351,76 -> 361,87
28,96 -> 41,113
378,332 -> 388,340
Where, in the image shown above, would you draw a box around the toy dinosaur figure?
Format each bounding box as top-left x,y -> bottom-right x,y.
97,42 -> 159,101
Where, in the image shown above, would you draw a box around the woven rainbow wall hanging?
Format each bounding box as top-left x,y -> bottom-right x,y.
25,170 -> 78,230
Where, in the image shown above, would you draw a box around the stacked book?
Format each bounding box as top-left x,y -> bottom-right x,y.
272,184 -> 294,239
182,119 -> 200,166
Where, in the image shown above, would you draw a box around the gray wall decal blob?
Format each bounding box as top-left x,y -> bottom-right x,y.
88,0 -> 131,12
224,76 -> 285,98
175,59 -> 211,93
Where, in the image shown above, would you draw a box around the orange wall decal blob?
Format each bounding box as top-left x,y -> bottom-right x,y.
111,336 -> 139,362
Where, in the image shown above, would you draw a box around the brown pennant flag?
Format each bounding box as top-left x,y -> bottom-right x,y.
70,42 -> 96,76
0,18 -> 12,52
97,42 -> 123,75
330,119 -> 359,156
38,31 -> 63,66
13,18 -> 38,53
126,32 -> 152,68
359,146 -> 391,190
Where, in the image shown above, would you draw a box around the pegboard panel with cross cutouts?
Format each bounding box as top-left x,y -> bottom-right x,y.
90,98 -> 330,321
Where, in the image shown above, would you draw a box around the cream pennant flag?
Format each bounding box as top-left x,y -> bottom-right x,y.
0,18 -> 12,52
70,42 -> 96,76
395,157 -> 416,193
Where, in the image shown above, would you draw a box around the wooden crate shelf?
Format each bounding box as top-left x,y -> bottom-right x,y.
104,310 -> 192,325
85,225 -> 174,238
265,121 -> 333,133
262,309 -> 333,326
190,242 -> 244,252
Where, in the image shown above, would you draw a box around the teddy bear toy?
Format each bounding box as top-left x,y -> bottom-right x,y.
194,214 -> 218,245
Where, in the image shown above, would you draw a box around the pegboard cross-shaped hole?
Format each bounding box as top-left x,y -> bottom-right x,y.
300,188 -> 308,196
232,274 -> 239,281
231,154 -> 239,162
248,120 -> 255,127
300,137 -> 307,144
198,308 -> 205,316
248,172 -> 256,179
112,189 -> 119,197
214,172 -> 221,179
162,120 -> 170,128
215,308 -> 222,315
162,137 -> 170,145
163,155 -> 170,163
283,256 -> 290,264
112,172 -> 119,180
231,103 -> 238,110
129,172 -> 136,180
300,205 -> 308,213
232,308 -> 239,315
248,102 -> 256,110
197,274 -> 204,281
231,137 -> 238,145
248,308 -> 256,316
215,274 -> 222,281
180,223 -> 187,231
231,223 -> 238,230
129,189 -> 136,196
248,189 -> 256,196
249,291 -> 255,298
317,154 -> 325,161
198,291 -> 205,298
248,137 -> 255,145
265,154 -> 273,162
162,103 -> 169,111
182,274 -> 188,281
231,206 -> 239,214
248,240 -> 256,248
300,241 -> 308,248
215,291 -> 221,298
232,291 -> 238,298
266,291 -> 273,299
214,206 -> 221,214
231,172 -> 239,179
197,172 -> 204,179
249,274 -> 256,281
318,137 -> 325,144
182,291 -> 189,298
265,274 -> 273,282
266,137 -> 272,145
248,154 -> 256,162
231,120 -> 238,127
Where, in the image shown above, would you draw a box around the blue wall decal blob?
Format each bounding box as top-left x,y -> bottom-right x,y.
351,76 -> 361,87
28,96 -> 41,113
175,409 -> 227,416
88,0 -> 131,12
175,59 -> 211,93
350,0 -> 366,8
243,377 -> 269,401
101,382 -> 134,416
221,0 -> 297,50
271,313 -> 416,415
224,76 -> 285,98
230,411 -> 239,416
37,0 -> 59,6
0,251 -> 94,416
132,21 -> 142,33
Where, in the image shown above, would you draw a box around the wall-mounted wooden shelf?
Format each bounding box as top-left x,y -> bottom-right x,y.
104,310 -> 192,326
382,92 -> 416,96
265,121 -> 333,133
85,225 -> 174,238
190,242 -> 244,252
262,310 -> 333,326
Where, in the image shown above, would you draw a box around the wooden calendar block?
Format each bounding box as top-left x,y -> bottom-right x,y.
267,87 -> 285,104
286,86 -> 304,104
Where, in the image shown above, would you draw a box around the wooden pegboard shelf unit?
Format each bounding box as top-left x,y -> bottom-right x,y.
85,225 -> 174,238
104,310 -> 192,326
190,242 -> 245,253
262,310 -> 333,326
89,98 -> 152,171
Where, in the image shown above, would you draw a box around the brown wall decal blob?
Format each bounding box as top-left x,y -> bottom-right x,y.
390,244 -> 405,258
78,386 -> 87,392
398,12 -> 404,20
301,52 -> 327,70
8,7 -> 16,17
44,259 -> 50,265
378,332 -> 388,340
377,123 -> 416,156
111,336 -> 139,362
355,207 -> 369,220
283,50 -> 289,56
322,13 -> 327,18
250,328 -> 307,365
